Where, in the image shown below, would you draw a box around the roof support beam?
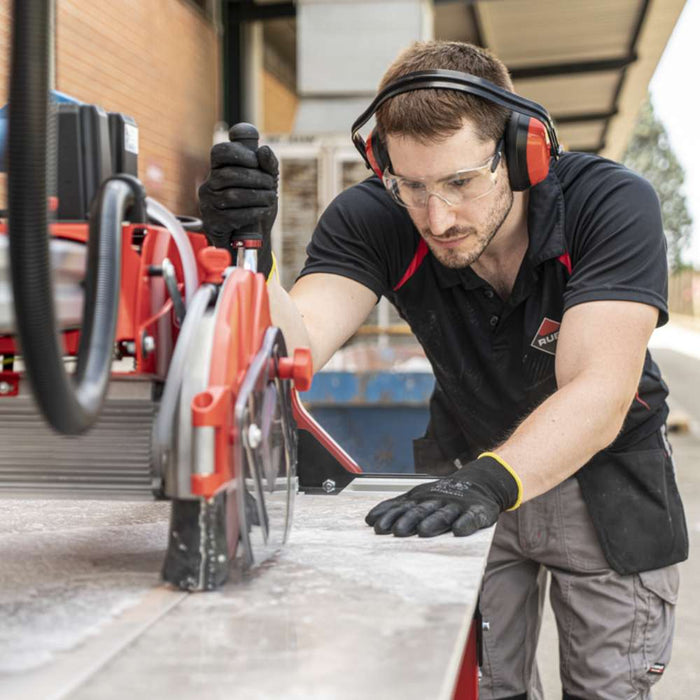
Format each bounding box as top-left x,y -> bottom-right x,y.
224,1 -> 296,22
510,55 -> 636,80
553,110 -> 618,124
468,3 -> 485,47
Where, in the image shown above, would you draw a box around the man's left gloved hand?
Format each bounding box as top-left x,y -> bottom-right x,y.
365,454 -> 522,537
198,141 -> 279,279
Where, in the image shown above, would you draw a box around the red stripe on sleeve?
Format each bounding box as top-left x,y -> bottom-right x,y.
393,239 -> 429,291
635,392 -> 651,411
557,252 -> 572,274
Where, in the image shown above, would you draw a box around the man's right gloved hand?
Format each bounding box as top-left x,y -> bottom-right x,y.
198,141 -> 279,279
365,454 -> 522,537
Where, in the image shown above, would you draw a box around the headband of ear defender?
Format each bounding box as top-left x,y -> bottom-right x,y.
351,69 -> 562,192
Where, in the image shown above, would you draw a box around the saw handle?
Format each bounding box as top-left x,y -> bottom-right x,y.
228,122 -> 263,247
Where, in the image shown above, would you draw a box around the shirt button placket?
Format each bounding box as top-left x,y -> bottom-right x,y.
481,287 -> 500,331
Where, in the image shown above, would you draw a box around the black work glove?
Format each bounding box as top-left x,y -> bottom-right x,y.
365,455 -> 520,538
198,141 -> 279,279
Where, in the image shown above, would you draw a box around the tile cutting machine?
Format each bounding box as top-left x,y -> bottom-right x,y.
0,0 -> 362,591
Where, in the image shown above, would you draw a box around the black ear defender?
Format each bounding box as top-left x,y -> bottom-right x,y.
351,69 -> 562,192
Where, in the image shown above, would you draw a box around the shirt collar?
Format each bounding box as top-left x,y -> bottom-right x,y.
432,257 -> 484,289
428,166 -> 566,289
526,167 -> 566,266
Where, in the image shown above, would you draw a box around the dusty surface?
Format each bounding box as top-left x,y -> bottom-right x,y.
0,492 -> 492,700
0,501 -> 171,675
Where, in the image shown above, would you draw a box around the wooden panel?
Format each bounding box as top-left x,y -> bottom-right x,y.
556,121 -> 606,151
477,0 -> 642,67
514,71 -> 620,115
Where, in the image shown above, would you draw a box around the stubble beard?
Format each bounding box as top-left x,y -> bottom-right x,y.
421,185 -> 515,270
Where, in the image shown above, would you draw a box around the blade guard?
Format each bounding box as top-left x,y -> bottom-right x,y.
189,268 -> 270,498
162,266 -> 301,589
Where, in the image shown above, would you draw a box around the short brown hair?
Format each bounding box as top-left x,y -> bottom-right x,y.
376,41 -> 514,144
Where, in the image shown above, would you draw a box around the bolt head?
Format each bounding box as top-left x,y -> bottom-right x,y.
0,381 -> 11,395
322,479 -> 336,494
247,424 -> 262,449
142,335 -> 155,355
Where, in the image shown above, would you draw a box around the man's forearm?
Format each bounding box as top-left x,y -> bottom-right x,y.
267,278 -> 318,368
494,374 -> 632,502
266,273 -> 380,374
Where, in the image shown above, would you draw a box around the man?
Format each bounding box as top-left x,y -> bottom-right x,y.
199,41 -> 687,700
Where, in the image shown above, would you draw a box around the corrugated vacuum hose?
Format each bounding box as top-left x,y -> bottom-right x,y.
7,0 -> 131,434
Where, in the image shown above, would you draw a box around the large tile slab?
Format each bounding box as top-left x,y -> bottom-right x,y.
70,492 -> 492,700
0,489 -> 493,700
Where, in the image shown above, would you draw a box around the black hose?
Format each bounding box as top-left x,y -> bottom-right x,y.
7,0 -> 127,434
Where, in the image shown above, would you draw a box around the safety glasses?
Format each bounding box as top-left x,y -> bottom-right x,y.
383,142 -> 503,209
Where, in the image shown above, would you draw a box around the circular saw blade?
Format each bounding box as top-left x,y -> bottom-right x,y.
236,327 -> 297,568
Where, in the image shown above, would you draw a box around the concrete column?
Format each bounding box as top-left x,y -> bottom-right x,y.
242,21 -> 264,127
294,0 -> 434,134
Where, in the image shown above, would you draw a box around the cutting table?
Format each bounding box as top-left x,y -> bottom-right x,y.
0,480 -> 493,700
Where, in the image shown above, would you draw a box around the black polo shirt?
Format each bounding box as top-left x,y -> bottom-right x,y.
299,151 -> 670,462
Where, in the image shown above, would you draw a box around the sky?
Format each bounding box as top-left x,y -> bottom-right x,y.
649,0 -> 700,267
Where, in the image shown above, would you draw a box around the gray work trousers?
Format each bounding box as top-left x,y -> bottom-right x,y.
478,475 -> 679,700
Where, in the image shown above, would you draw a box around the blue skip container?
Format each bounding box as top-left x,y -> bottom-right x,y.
300,371 -> 434,474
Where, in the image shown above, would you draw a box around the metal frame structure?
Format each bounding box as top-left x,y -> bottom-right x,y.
222,0 -> 680,156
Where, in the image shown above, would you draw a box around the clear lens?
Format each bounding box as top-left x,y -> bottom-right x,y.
384,150 -> 501,209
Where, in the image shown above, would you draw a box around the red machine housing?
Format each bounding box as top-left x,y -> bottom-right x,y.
0,220 -> 208,372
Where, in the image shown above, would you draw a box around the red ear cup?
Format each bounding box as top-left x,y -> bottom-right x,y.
365,129 -> 390,179
525,118 -> 550,187
504,113 -> 551,191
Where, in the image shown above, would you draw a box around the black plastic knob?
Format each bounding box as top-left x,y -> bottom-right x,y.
228,122 -> 259,151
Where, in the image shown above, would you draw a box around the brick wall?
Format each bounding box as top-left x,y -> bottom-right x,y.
0,0 -> 222,216
0,1 -> 9,102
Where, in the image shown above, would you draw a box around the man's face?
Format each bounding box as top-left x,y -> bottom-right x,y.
385,120 -> 513,269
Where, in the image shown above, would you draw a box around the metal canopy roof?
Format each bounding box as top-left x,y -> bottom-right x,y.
235,0 -> 685,157
434,0 -> 686,157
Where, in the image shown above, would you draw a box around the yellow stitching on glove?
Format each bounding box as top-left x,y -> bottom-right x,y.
478,451 -> 523,511
266,252 -> 279,284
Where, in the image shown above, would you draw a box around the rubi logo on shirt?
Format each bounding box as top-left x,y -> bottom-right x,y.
531,318 -> 560,355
